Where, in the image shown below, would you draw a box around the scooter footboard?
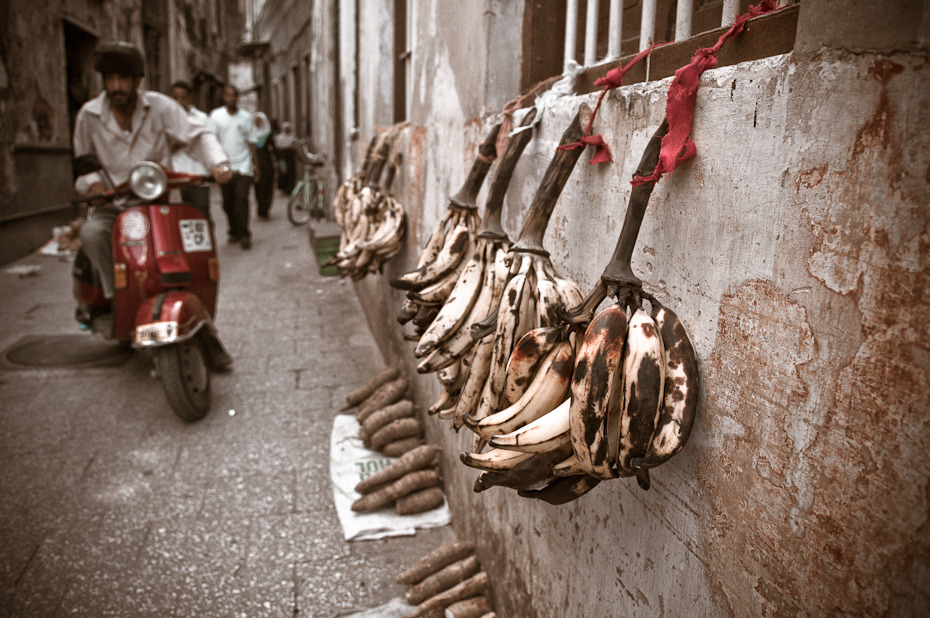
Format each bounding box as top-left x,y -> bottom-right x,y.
133,291 -> 210,347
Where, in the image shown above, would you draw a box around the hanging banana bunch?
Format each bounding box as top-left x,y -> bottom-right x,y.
328,125 -> 408,280
332,135 -> 380,228
467,119 -> 700,505
456,103 -> 592,459
390,124 -> 502,339
417,109 -> 539,427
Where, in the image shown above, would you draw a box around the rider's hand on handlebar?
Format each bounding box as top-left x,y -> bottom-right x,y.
88,182 -> 108,206
212,163 -> 234,184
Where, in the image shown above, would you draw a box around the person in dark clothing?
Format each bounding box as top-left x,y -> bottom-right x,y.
250,112 -> 277,219
274,121 -> 298,195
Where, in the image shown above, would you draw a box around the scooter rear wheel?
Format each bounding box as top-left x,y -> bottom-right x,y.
155,339 -> 210,421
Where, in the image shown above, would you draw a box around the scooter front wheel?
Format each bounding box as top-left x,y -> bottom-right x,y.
155,339 -> 210,421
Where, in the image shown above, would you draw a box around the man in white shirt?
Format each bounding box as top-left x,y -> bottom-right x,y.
209,85 -> 259,249
73,41 -> 233,300
169,80 -> 214,222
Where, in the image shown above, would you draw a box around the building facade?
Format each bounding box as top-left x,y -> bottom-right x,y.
0,0 -> 243,265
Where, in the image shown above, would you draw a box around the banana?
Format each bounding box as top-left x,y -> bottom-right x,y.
533,262 -> 567,327
472,442 -> 572,493
434,341 -> 478,420
501,326 -> 564,408
517,473 -> 602,505
391,223 -> 473,291
487,397 -> 571,453
614,309 -> 665,486
414,241 -> 490,357
459,447 -> 533,472
358,203 -> 404,250
415,209 -> 458,269
397,296 -> 419,325
542,260 -> 586,311
470,341 -> 574,440
409,267 -> 463,305
478,255 -> 536,416
449,336 -> 494,429
552,453 -> 586,477
630,304 -> 699,471
436,358 -> 461,387
429,382 -> 462,415
415,242 -> 509,374
568,302 -> 628,480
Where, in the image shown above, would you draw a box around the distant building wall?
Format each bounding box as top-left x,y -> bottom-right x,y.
0,0 -> 242,265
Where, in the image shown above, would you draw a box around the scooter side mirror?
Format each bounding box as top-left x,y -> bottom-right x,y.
72,153 -> 103,177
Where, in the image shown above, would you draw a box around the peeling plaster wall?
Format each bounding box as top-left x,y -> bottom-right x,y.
350,2 -> 930,615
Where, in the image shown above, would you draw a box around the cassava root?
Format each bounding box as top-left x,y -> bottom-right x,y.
396,541 -> 476,585
342,366 -> 400,410
355,445 -> 440,494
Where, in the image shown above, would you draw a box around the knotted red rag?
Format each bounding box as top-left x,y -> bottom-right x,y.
632,0 -> 777,186
558,42 -> 667,164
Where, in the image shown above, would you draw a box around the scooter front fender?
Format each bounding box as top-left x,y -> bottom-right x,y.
133,291 -> 211,347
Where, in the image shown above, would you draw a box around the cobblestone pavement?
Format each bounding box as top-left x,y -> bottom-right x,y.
0,190 -> 454,617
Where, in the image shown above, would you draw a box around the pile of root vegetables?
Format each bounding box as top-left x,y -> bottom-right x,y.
396,541 -> 495,618
342,367 -> 445,516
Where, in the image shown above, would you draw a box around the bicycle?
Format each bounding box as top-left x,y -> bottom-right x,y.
286,141 -> 326,226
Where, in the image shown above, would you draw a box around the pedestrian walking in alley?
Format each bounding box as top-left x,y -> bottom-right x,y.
169,80 -> 217,223
274,121 -> 298,195
209,84 -> 258,249
251,111 -> 277,219
73,40 -> 233,301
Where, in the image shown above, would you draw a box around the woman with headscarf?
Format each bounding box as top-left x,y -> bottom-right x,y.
250,111 -> 277,219
274,121 -> 298,195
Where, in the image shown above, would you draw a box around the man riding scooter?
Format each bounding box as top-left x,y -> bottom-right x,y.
74,40 -> 234,308
72,40 -> 235,420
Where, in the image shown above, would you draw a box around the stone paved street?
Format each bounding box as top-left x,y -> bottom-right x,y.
0,191 -> 454,617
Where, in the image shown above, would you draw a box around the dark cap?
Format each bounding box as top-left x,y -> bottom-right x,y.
94,41 -> 145,77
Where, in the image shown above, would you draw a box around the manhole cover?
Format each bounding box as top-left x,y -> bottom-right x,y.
1,334 -> 133,369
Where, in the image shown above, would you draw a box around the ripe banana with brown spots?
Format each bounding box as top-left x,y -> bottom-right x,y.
614,309 -> 665,490
414,242 -> 490,357
487,397 -> 571,454
500,326 -> 564,407
472,442 -> 572,493
631,304 -> 699,471
459,447 -> 533,472
469,340 -> 574,440
391,222 -> 474,291
568,302 -> 628,479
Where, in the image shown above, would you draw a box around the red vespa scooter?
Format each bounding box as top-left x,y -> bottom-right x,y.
72,155 -> 232,421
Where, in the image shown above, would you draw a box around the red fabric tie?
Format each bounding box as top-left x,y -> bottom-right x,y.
557,42 -> 667,164
632,0 -> 777,186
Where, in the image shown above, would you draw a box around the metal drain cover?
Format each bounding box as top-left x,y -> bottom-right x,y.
1,334 -> 133,369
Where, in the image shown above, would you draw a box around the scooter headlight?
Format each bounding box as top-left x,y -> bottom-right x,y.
128,162 -> 168,200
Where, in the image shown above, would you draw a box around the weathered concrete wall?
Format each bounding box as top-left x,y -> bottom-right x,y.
350,1 -> 930,615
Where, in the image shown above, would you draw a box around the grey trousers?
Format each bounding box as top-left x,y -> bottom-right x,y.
79,208 -> 118,299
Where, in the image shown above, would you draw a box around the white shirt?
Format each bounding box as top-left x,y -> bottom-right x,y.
72,89 -> 229,194
208,107 -> 255,175
170,106 -> 211,175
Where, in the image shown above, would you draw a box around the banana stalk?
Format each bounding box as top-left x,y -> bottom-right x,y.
558,117 -> 670,323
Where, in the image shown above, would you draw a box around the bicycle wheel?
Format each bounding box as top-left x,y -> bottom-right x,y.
308,178 -> 324,219
287,182 -> 312,226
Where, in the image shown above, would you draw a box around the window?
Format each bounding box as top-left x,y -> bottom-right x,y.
522,0 -> 800,95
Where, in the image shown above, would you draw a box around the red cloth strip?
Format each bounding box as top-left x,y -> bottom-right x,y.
632,0 -> 777,186
557,42 -> 667,164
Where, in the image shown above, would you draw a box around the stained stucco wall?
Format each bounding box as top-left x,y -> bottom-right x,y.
351,1 -> 929,615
